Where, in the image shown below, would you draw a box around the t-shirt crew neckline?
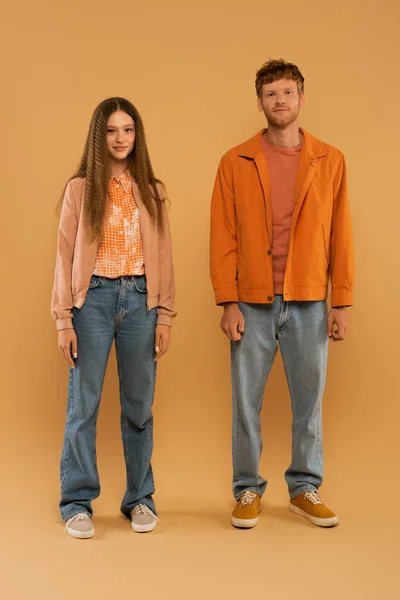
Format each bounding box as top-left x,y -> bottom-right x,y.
262,131 -> 303,155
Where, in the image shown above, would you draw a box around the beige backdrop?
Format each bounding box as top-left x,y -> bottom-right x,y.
1,0 -> 399,598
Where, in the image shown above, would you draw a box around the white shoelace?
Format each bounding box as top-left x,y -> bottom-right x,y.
133,504 -> 159,521
65,512 -> 91,530
304,491 -> 323,505
240,490 -> 257,506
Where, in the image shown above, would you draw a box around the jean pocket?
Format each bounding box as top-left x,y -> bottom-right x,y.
89,275 -> 102,289
133,276 -> 147,293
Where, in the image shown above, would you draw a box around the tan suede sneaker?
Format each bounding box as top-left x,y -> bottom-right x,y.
231,490 -> 261,528
65,512 -> 95,539
130,504 -> 159,533
290,491 -> 339,527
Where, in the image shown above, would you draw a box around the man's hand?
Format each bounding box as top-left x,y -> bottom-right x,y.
155,324 -> 171,360
58,328 -> 78,368
220,303 -> 245,341
327,307 -> 348,342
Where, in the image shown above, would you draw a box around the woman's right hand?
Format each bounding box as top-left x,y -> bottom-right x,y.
58,329 -> 78,368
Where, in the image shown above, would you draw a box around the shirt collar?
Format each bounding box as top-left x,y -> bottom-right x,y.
110,170 -> 133,188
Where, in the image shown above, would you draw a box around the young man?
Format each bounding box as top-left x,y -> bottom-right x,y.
210,59 -> 353,528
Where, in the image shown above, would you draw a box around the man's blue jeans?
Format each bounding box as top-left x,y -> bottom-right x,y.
231,296 -> 328,500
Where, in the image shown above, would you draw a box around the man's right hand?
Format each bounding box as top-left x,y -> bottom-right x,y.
58,329 -> 78,368
220,303 -> 245,341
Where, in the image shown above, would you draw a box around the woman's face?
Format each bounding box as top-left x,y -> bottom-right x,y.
106,110 -> 135,162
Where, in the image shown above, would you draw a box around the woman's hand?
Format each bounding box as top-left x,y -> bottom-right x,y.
155,325 -> 171,360
58,329 -> 78,368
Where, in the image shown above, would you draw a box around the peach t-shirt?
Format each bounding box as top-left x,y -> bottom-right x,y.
262,134 -> 303,294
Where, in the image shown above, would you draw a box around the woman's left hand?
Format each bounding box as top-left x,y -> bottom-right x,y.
155,325 -> 171,360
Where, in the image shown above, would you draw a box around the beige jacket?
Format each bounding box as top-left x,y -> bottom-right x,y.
51,177 -> 176,331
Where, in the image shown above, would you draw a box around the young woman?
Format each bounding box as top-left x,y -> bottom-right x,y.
52,97 -> 176,539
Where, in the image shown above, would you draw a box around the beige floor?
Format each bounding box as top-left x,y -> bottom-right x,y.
2,472 -> 398,600
2,356 -> 398,599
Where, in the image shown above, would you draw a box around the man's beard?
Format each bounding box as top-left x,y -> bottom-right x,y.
263,106 -> 299,128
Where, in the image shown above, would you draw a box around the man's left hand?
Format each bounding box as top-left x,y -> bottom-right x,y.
327,307 -> 348,342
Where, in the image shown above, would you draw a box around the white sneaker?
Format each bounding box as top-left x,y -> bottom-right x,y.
130,504 -> 158,533
65,512 -> 94,539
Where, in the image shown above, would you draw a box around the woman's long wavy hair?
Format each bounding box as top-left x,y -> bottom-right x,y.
61,97 -> 164,238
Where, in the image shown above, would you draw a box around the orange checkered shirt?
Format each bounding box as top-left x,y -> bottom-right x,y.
93,171 -> 145,278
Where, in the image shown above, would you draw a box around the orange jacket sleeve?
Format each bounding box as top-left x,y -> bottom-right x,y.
330,153 -> 354,307
210,154 -> 239,304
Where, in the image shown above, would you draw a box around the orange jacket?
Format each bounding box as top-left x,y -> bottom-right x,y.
210,129 -> 354,307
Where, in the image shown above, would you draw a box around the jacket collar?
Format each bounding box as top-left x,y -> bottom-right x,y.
237,128 -> 328,160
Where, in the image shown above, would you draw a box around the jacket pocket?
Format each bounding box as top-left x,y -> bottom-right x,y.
322,224 -> 329,268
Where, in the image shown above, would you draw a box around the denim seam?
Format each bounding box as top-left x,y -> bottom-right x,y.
118,309 -> 157,514
231,352 -> 266,496
61,368 -> 75,491
231,344 -> 239,484
116,350 -> 134,498
233,391 -> 239,482
317,339 -> 328,473
146,382 -> 157,495
317,402 -> 323,473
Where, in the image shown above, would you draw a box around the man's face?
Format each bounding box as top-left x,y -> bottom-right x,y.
257,78 -> 304,128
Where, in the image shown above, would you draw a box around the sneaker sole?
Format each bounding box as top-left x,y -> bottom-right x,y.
231,516 -> 259,529
131,521 -> 157,533
66,527 -> 95,539
289,504 -> 339,527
